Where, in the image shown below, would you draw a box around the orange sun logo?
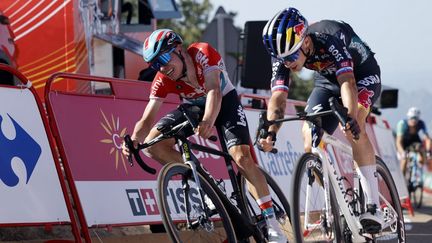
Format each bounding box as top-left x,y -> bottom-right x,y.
99,109 -> 128,174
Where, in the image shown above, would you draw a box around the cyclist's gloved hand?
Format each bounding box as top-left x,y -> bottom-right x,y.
344,116 -> 360,140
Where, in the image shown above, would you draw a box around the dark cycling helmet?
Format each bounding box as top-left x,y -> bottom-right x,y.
143,29 -> 183,63
262,7 -> 308,60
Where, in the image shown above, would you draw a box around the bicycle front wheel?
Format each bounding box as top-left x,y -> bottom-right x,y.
239,166 -> 295,242
373,156 -> 406,242
157,163 -> 237,243
290,153 -> 342,243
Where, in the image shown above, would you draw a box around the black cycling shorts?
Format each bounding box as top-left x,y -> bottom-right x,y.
305,57 -> 381,135
155,89 -> 251,150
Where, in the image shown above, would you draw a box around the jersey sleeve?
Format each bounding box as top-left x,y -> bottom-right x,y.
325,35 -> 354,78
270,58 -> 290,93
418,120 -> 429,139
188,42 -> 222,75
396,120 -> 407,136
149,72 -> 169,100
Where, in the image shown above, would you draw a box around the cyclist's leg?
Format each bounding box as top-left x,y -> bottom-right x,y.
240,167 -> 294,242
350,65 -> 383,232
217,90 -> 286,242
143,107 -> 195,165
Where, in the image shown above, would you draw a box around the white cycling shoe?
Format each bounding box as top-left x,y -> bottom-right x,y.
359,204 -> 384,234
266,216 -> 288,243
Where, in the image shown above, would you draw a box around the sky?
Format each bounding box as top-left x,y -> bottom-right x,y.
209,0 -> 432,130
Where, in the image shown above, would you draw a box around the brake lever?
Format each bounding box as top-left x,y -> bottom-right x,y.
124,135 -> 157,175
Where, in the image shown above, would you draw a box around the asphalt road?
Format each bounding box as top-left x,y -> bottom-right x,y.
404,192 -> 432,242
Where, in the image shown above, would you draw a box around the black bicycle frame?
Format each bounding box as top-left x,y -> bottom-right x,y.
175,128 -> 259,240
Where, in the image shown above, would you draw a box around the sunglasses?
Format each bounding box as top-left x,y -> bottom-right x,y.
151,48 -> 175,70
281,48 -> 300,63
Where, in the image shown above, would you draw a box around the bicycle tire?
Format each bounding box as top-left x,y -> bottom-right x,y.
411,184 -> 423,209
408,158 -> 424,209
290,152 -> 342,243
157,163 -> 237,243
239,166 -> 294,242
373,156 -> 406,243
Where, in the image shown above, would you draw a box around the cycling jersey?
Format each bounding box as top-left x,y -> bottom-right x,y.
271,20 -> 377,91
155,90 -> 251,149
270,20 -> 381,134
397,119 -> 428,149
149,42 -> 235,106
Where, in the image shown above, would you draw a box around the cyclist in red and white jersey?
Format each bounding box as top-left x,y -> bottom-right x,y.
122,29 -> 286,242
258,7 -> 384,233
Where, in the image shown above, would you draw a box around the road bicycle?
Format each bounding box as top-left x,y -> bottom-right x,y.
125,103 -> 293,243
256,97 -> 405,243
404,143 -> 424,209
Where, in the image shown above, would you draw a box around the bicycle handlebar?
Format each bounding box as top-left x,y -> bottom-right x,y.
124,134 -> 157,174
124,104 -> 217,174
255,97 -> 353,153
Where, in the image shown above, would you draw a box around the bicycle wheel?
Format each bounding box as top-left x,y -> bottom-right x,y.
157,163 -> 237,243
239,167 -> 294,242
410,165 -> 424,209
373,156 -> 406,242
290,153 -> 342,243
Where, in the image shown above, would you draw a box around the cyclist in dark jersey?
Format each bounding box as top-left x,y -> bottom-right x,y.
122,29 -> 286,242
258,7 -> 383,233
396,107 -> 431,174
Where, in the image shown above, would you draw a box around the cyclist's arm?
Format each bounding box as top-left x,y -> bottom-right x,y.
337,72 -> 358,120
195,69 -> 222,139
395,120 -> 406,156
419,121 -> 432,154
267,90 -> 287,133
131,98 -> 163,143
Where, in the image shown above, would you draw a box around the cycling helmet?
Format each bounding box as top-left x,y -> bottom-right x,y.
262,7 -> 308,60
143,29 -> 183,63
407,107 -> 421,119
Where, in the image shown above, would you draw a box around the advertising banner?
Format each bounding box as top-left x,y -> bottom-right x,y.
372,121 -> 409,198
0,88 -> 69,223
48,92 -> 231,226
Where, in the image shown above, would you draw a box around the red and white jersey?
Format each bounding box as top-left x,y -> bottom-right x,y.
149,42 -> 234,105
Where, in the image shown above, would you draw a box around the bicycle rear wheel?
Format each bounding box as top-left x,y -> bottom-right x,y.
409,164 -> 424,209
411,183 -> 423,209
373,156 -> 406,242
157,163 -> 237,243
290,153 -> 342,243
239,167 -> 294,242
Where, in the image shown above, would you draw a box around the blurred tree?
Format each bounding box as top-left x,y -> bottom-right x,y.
158,0 -> 213,46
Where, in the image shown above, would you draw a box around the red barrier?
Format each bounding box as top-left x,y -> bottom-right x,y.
44,72 -> 232,241
0,64 -> 81,242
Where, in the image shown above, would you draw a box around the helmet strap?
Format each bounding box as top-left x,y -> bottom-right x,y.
172,50 -> 187,81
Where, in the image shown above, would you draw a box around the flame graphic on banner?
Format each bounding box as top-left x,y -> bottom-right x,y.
99,109 -> 128,174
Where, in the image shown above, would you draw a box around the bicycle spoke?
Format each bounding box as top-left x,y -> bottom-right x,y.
158,163 -> 236,243
291,153 -> 341,243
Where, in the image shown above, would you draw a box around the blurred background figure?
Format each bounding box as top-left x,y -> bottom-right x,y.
396,107 -> 432,175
